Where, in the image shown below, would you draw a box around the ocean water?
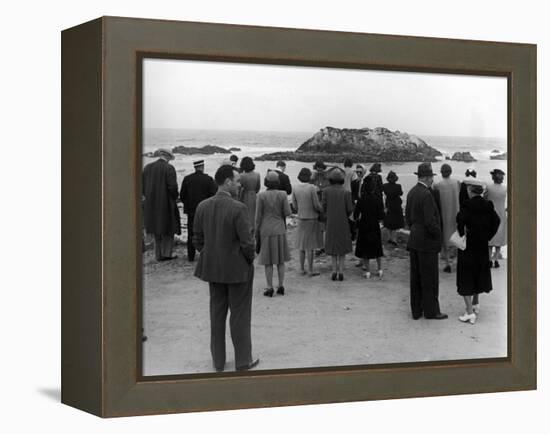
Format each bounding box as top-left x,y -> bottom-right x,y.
143,128 -> 507,194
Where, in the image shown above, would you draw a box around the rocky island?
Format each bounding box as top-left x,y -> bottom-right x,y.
143,145 -> 232,157
448,151 -> 477,162
490,152 -> 507,160
255,126 -> 442,163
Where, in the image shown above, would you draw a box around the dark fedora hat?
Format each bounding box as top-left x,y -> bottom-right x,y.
490,168 -> 505,176
414,162 -> 436,177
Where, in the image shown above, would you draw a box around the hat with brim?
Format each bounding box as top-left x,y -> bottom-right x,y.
193,159 -> 205,168
490,169 -> 505,176
465,179 -> 485,194
157,148 -> 175,160
414,162 -> 436,177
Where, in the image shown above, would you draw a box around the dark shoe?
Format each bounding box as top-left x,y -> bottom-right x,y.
412,314 -> 423,320
426,313 -> 449,320
263,288 -> 274,297
159,255 -> 178,261
142,335 -> 148,342
214,364 -> 225,372
338,273 -> 344,281
494,260 -> 500,268
276,286 -> 285,295
443,265 -> 451,273
489,261 -> 494,268
331,272 -> 337,281
236,358 -> 260,371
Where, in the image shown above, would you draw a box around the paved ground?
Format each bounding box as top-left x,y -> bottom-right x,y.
142,227 -> 507,376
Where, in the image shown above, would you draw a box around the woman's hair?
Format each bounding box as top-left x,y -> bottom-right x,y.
328,168 -> 345,185
465,169 -> 477,178
264,170 -> 280,189
239,156 -> 255,173
297,167 -> 312,183
343,157 -> 353,168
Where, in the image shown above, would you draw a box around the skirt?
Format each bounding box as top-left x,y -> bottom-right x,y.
295,219 -> 323,251
456,248 -> 493,296
259,234 -> 291,265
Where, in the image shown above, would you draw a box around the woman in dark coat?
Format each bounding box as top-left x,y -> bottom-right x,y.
363,162 -> 384,204
354,176 -> 385,279
323,168 -> 354,281
382,170 -> 404,245
456,181 -> 500,324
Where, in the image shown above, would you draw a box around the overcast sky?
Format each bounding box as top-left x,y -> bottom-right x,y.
143,58 -> 507,138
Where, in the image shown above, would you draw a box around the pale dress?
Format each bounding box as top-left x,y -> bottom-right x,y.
434,177 -> 461,247
485,183 -> 507,246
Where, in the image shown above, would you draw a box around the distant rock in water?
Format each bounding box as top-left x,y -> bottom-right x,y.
450,151 -> 476,162
172,145 -> 231,155
229,147 -> 241,152
255,126 -> 442,162
490,152 -> 507,160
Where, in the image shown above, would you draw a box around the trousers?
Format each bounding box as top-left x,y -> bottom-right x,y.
209,266 -> 254,370
154,234 -> 174,260
187,213 -> 196,261
409,249 -> 441,318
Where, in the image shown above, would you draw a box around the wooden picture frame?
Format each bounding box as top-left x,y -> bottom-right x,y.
61,16 -> 536,417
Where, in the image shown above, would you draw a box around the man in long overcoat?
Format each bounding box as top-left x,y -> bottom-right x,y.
193,165 -> 259,372
142,148 -> 181,261
405,162 -> 448,320
179,160 -> 217,261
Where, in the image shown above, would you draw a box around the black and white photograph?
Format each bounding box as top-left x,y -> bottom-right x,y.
140,58 -> 508,376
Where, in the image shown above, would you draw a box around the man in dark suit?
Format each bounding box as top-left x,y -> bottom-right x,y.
275,160 -> 292,195
193,165 -> 259,372
179,160 -> 217,261
405,162 -> 448,320
351,164 -> 365,204
142,148 -> 181,261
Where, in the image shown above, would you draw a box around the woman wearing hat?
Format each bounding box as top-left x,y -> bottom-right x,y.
255,170 -> 292,297
455,180 -> 501,324
485,169 -> 507,268
355,175 -> 385,278
238,156 -> 261,228
323,168 -> 354,281
382,170 -> 404,246
291,168 -> 324,276
459,167 -> 477,209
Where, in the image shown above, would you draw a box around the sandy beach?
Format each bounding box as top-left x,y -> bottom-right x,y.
142,218 -> 507,376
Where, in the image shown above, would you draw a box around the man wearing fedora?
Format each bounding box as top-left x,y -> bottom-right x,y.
142,148 -> 181,261
179,160 -> 218,262
193,165 -> 259,372
405,162 -> 448,320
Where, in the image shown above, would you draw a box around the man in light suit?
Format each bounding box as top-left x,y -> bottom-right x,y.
405,162 -> 448,320
193,165 -> 260,372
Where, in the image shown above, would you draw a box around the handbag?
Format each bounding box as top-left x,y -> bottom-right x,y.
449,230 -> 466,250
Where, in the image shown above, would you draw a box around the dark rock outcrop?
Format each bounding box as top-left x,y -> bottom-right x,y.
255,126 -> 442,162
450,151 -> 476,162
490,152 -> 507,160
172,145 -> 231,155
229,147 -> 241,152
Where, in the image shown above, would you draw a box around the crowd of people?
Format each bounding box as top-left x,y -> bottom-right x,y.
142,149 -> 507,371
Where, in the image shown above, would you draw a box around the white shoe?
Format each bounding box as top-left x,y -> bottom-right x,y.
363,272 -> 371,279
459,312 -> 477,324
472,304 -> 480,314
377,270 -> 384,280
